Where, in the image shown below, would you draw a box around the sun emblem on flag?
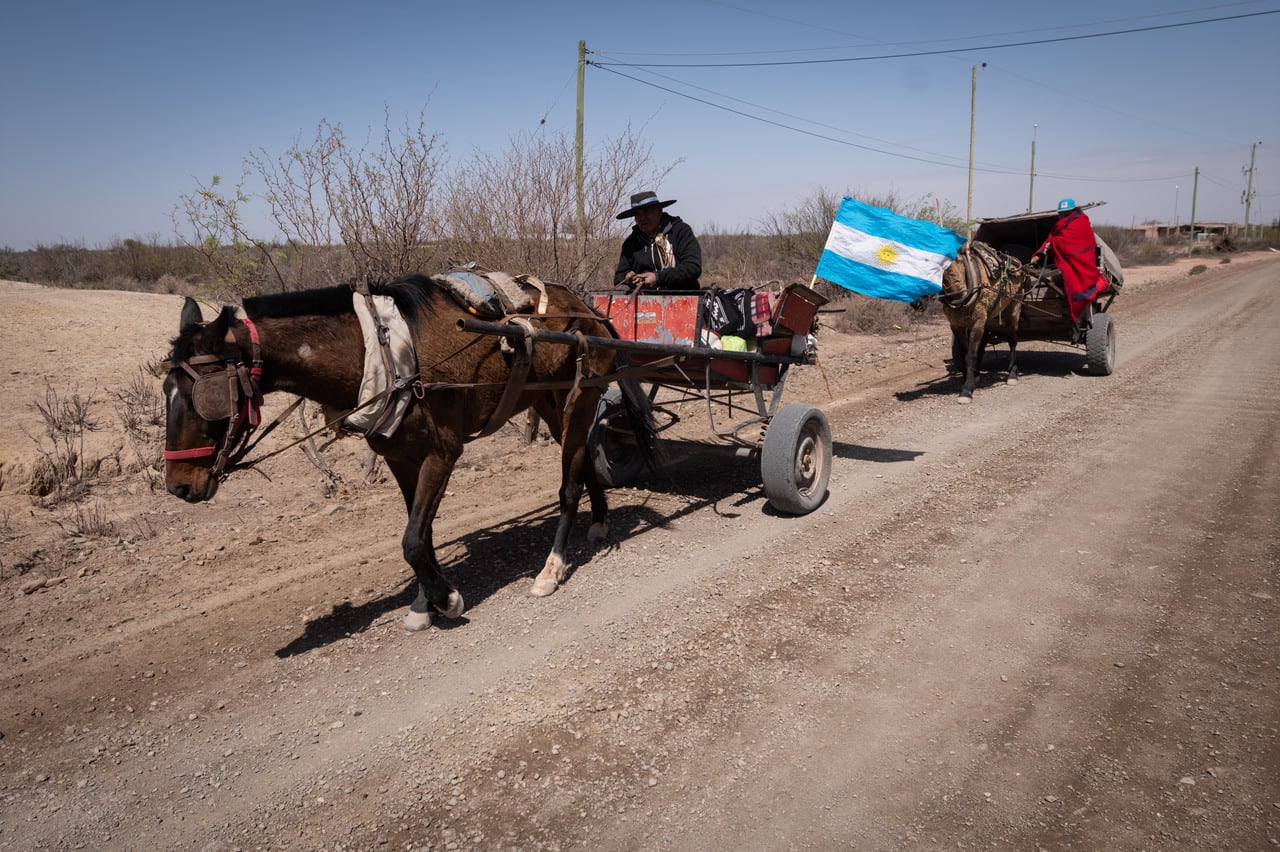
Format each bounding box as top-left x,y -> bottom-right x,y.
876,243 -> 898,266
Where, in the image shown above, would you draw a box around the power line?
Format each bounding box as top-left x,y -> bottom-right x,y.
588,62 -> 1014,173
591,61 -> 1191,184
603,0 -> 1272,58
592,9 -> 1280,68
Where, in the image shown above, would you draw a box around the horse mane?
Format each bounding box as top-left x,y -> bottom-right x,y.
241,275 -> 440,332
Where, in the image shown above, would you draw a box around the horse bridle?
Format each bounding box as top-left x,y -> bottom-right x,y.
162,316 -> 264,483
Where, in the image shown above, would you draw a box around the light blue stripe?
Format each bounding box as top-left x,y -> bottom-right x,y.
815,250 -> 943,302
833,198 -> 964,258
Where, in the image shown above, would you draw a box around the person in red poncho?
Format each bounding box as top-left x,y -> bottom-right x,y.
1028,198 -> 1106,325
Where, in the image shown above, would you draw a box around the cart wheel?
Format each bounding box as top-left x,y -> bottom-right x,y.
589,388 -> 649,487
1085,313 -> 1116,375
761,404 -> 832,515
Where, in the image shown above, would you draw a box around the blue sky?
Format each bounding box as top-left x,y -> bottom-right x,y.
2,0 -> 1277,250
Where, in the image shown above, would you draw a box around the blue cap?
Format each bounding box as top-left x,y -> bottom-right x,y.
1057,198 -> 1077,212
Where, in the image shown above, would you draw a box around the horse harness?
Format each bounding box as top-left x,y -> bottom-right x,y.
161,314 -> 270,483
165,278 -> 607,481
940,241 -> 1023,309
162,308 -> 404,483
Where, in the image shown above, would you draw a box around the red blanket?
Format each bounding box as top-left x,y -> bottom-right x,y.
1038,210 -> 1106,322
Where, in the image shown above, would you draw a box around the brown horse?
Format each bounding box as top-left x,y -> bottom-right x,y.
162,274 -> 655,630
940,241 -> 1027,404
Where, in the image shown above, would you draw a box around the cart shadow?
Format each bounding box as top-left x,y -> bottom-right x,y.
894,349 -> 1088,402
275,433 -> 917,656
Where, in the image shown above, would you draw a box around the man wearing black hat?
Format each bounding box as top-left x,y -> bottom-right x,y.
613,190 -> 702,291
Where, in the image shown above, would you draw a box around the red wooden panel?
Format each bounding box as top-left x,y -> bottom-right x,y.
592,293 -> 702,345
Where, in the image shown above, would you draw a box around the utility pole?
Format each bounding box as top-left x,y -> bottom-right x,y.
1027,124 -> 1037,213
966,64 -> 984,232
1174,184 -> 1180,230
574,40 -> 587,284
1242,141 -> 1260,240
1188,167 -> 1199,256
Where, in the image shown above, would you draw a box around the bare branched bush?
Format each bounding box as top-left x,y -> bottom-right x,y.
24,381 -> 102,503
178,109 -> 447,296
442,126 -> 672,289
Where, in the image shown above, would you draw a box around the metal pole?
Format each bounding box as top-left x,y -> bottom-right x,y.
966,65 -> 977,231
575,40 -> 587,284
1174,184 -> 1179,231
1028,124 -> 1037,213
1188,167 -> 1199,256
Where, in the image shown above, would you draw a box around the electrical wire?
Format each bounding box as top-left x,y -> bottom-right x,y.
592,9 -> 1280,68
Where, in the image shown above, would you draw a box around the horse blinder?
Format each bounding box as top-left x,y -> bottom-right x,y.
191,370 -> 240,422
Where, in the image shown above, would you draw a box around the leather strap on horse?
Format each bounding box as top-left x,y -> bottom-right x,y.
472,316 -> 535,440
941,241 -> 1021,309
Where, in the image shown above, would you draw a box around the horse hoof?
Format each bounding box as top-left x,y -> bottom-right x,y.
1006,377 -> 1019,386
957,396 -> 973,405
530,576 -> 558,597
436,590 -> 465,619
587,521 -> 609,544
403,610 -> 432,632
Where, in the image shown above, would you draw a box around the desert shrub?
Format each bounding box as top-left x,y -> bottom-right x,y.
821,291 -> 933,335
52,501 -> 117,539
24,381 -> 102,503
1130,242 -> 1173,267
110,367 -> 166,487
1189,264 -> 1208,277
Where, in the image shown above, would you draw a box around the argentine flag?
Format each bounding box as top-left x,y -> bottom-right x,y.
814,198 -> 965,302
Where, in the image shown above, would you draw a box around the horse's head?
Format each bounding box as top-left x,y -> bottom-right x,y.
940,244 -> 974,303
941,254 -> 967,296
161,298 -> 262,502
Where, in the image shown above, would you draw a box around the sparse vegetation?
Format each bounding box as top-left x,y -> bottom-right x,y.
51,501 -> 117,539
25,381 -> 102,504
109,366 -> 166,489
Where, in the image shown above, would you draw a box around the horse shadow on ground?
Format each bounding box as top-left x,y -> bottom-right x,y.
893,348 -> 1087,403
276,443 -> 759,657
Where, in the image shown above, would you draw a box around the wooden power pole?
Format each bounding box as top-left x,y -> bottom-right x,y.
1188,167 -> 1199,256
575,40 -> 587,284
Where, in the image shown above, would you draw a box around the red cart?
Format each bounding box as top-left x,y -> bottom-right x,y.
586,283 -> 832,515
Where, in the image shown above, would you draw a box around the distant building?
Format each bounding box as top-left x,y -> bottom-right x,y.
1128,222 -> 1237,241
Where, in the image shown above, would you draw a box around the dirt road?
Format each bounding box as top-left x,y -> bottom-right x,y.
1,254 -> 1277,850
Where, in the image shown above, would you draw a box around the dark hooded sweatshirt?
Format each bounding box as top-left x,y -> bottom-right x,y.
613,213 -> 702,291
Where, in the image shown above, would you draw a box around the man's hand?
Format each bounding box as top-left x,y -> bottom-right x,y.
1027,254 -> 1041,266
624,271 -> 657,288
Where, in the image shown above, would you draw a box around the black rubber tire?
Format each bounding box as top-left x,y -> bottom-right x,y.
588,388 -> 648,487
1085,312 -> 1116,375
760,404 -> 832,515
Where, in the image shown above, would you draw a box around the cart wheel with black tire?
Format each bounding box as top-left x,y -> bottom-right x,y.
1085,313 -> 1116,375
589,388 -> 650,487
761,403 -> 832,515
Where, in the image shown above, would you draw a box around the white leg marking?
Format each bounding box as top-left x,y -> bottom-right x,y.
403,610 -> 432,632
530,553 -> 567,597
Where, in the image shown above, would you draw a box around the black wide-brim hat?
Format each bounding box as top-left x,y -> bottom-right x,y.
616,190 -> 677,220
